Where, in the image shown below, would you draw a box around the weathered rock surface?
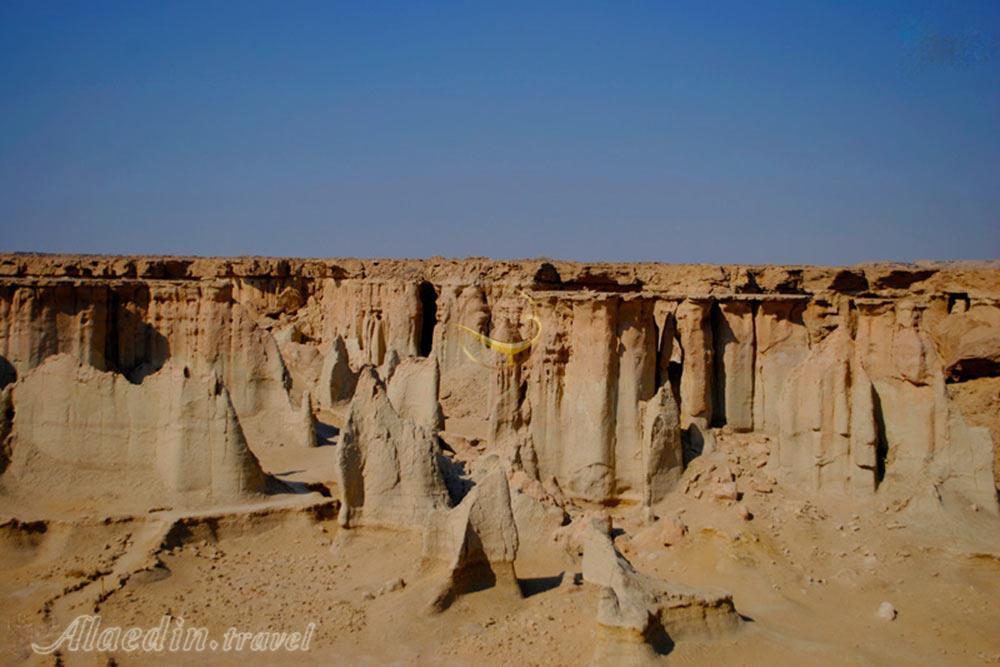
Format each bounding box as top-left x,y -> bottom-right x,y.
581,517 -> 741,663
335,367 -> 451,529
387,356 -> 444,431
632,515 -> 688,550
0,385 -> 11,474
0,279 -> 313,453
1,354 -> 268,514
316,335 -> 358,407
508,469 -> 569,547
422,468 -> 521,611
641,384 -> 684,506
1,255 -> 997,515
773,327 -> 880,496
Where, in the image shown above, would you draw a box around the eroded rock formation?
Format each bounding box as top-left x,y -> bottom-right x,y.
0,255 -> 997,517
0,254 -> 997,665
2,354 -> 268,513
316,335 -> 358,407
422,468 -> 521,612
335,367 -> 451,529
387,356 -> 444,431
581,517 -> 741,663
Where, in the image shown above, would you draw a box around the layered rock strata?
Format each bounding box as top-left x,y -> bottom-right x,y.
335,367 -> 451,528
581,517 -> 741,663
1,255 -> 997,513
422,468 -> 521,611
2,354 -> 268,513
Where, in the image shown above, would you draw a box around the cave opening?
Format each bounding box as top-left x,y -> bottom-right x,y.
947,292 -> 970,314
418,281 -> 438,357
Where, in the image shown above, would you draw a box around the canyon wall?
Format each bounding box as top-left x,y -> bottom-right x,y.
0,255 -> 997,514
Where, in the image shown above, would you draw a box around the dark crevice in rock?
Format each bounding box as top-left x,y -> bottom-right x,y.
830,270 -> 869,293
533,262 -> 562,287
0,355 -> 15,389
709,302 -> 731,428
302,481 -> 332,498
418,281 -> 438,357
873,386 -> 889,487
106,287 -> 170,383
947,359 -> 1000,383
437,450 -> 473,505
947,292 -> 970,314
872,269 -> 937,290
550,269 -> 643,293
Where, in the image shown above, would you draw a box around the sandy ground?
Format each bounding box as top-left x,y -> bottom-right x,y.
2,432 -> 1000,666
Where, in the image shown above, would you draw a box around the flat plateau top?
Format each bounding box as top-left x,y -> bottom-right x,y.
1,253 -> 998,298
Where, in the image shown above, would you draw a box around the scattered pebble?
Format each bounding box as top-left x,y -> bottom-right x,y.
877,601 -> 897,621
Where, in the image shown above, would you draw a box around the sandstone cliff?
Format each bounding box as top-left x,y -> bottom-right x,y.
2,354 -> 269,514
0,255 -> 997,517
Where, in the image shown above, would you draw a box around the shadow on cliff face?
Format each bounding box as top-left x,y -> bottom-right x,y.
437,448 -> 474,503
418,281 -> 438,357
315,420 -> 339,447
684,423 -> 711,464
105,289 -> 171,383
872,385 -> 889,487
710,302 -> 734,428
0,356 -> 14,389
644,619 -> 676,656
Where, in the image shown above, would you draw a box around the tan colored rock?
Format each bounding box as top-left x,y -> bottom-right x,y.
675,298 -> 715,455
2,354 -> 268,514
137,286 -> 312,453
713,301 -> 755,431
935,304 -> 1000,381
948,377 -> 1000,487
641,384 -> 683,506
0,384 -> 11,473
510,490 -> 567,549
379,348 -> 401,382
582,520 -> 741,661
541,475 -> 569,507
422,468 -> 521,611
713,481 -> 739,502
508,469 -> 569,547
524,295 -> 669,504
387,356 -> 444,431
855,301 -> 997,511
335,367 -> 451,529
321,280 -> 422,366
316,335 -> 357,406
773,327 -> 879,496
561,299 -> 619,500
297,390 -> 317,448
1,256 -> 997,517
613,299 -> 658,497
487,316 -> 529,441
753,300 -> 809,434
274,325 -> 324,406
555,512 -> 613,558
877,601 -> 897,621
632,516 -> 687,551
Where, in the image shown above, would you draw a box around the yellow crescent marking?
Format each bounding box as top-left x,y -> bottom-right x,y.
457,291 -> 542,368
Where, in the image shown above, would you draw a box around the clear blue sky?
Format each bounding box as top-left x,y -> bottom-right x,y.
1,1 -> 998,263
